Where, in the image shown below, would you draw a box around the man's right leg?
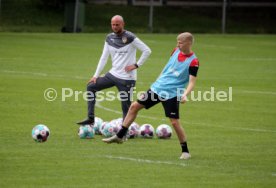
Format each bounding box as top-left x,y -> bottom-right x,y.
102,89 -> 160,143
102,101 -> 144,143
123,102 -> 143,127
77,73 -> 114,125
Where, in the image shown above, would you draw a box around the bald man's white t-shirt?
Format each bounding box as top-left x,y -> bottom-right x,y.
93,31 -> 151,80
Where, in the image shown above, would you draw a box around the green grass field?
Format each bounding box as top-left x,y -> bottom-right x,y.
0,33 -> 276,187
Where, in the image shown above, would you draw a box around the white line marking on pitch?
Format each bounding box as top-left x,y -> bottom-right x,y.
231,58 -> 276,61
189,121 -> 276,133
240,90 -> 276,95
105,155 -> 187,167
3,70 -> 48,76
200,44 -> 237,49
1,70 -> 88,80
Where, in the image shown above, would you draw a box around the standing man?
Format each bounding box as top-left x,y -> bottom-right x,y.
103,32 -> 199,160
77,15 -> 151,125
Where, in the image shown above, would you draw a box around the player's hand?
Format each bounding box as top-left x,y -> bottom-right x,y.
125,65 -> 137,72
88,77 -> 97,84
180,95 -> 187,104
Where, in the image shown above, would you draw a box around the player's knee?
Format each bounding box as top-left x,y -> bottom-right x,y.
170,119 -> 179,128
87,83 -> 96,92
129,102 -> 141,112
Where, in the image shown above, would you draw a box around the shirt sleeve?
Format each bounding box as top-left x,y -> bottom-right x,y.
190,58 -> 199,67
189,58 -> 199,77
93,42 -> 110,77
132,38 -> 151,67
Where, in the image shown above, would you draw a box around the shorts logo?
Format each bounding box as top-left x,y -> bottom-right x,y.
122,36 -> 128,43
170,112 -> 176,115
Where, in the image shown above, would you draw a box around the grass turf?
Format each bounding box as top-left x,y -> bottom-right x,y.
0,33 -> 276,187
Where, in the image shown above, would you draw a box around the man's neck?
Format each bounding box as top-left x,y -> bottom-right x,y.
182,48 -> 192,55
115,30 -> 125,35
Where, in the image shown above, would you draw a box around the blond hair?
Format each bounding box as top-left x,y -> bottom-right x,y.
177,32 -> 194,44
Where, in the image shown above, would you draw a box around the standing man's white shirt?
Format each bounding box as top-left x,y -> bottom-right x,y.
93,31 -> 151,80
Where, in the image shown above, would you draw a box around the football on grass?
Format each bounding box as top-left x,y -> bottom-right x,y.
78,125 -> 95,139
156,124 -> 172,139
32,124 -> 50,143
126,122 -> 140,139
139,124 -> 154,138
94,117 -> 103,135
101,121 -> 120,138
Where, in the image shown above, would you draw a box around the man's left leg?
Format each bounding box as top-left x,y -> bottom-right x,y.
162,97 -> 191,159
169,118 -> 191,159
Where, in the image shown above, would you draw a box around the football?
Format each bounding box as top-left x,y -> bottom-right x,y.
126,122 -> 140,139
94,117 -> 103,135
110,117 -> 123,128
101,121 -> 120,138
78,125 -> 95,139
99,121 -> 108,135
156,124 -> 172,139
139,124 -> 154,138
31,124 -> 50,143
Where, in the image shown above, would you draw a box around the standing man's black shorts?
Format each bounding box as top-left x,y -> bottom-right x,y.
137,89 -> 180,119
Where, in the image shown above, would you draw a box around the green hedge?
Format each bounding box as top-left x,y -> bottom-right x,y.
1,0 -> 275,33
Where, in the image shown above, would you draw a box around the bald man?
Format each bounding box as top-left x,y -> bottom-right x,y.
77,15 -> 151,125
103,32 -> 199,160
